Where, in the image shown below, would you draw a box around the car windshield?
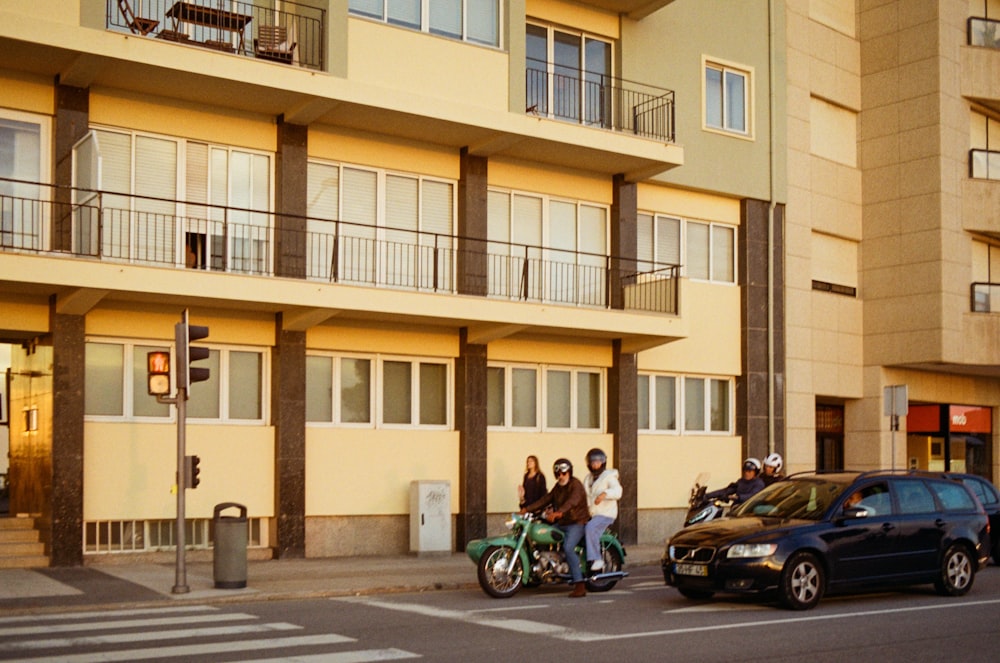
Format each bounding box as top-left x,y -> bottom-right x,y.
733,478 -> 845,521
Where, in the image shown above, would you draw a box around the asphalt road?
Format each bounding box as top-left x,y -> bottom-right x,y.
1,565 -> 998,661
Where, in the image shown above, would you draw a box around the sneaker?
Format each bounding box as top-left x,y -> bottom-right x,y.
591,560 -> 604,572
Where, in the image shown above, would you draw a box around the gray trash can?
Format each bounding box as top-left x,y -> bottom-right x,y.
213,502 -> 247,589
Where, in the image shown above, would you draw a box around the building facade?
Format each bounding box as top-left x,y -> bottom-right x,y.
2,0 -> 994,568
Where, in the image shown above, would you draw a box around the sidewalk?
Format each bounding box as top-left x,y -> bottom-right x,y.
0,544 -> 665,615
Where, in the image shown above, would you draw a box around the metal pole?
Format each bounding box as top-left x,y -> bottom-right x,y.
173,387 -> 189,594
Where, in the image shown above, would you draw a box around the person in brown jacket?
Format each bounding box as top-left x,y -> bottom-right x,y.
521,458 -> 590,597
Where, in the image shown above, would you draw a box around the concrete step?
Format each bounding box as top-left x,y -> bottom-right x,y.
0,540 -> 45,556
0,528 -> 40,543
0,517 -> 38,530
0,554 -> 49,569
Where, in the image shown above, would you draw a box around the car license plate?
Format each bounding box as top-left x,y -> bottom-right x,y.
675,563 -> 708,577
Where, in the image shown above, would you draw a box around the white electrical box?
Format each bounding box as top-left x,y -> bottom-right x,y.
409,480 -> 451,555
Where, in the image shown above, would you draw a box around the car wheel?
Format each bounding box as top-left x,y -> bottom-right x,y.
779,551 -> 824,610
934,544 -> 975,596
677,586 -> 715,600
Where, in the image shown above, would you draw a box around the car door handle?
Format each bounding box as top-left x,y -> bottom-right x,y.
935,518 -> 946,528
881,523 -> 895,532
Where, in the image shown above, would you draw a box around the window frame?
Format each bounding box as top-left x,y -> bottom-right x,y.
703,58 -> 752,137
684,219 -> 736,284
306,352 -> 453,429
637,373 -> 679,434
681,375 -> 734,435
0,108 -> 52,251
348,0 -> 502,48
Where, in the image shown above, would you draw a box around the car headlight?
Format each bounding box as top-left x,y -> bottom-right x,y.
726,543 -> 777,559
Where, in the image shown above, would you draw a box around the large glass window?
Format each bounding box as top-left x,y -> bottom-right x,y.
705,62 -> 749,135
526,22 -> 612,128
638,374 -> 677,432
686,220 -> 735,283
489,363 -> 599,431
0,112 -> 47,251
349,0 -> 500,46
683,376 -> 732,433
307,353 -> 449,428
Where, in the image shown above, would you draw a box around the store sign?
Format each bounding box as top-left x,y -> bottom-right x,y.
949,405 -> 991,433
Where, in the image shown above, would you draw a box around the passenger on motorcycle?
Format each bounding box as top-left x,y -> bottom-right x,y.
761,452 -> 784,486
706,457 -> 765,504
521,458 -> 590,598
583,448 -> 622,573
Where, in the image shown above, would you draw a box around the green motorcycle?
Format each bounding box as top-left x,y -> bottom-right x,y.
466,512 -> 628,598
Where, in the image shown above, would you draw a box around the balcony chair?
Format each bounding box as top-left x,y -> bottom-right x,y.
254,25 -> 296,64
117,0 -> 159,36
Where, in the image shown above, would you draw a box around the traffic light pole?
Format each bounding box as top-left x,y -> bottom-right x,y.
173,389 -> 189,594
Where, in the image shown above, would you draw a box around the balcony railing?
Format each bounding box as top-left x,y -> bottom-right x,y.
107,0 -> 324,69
0,178 -> 679,315
526,59 -> 675,142
968,16 -> 1000,49
970,149 -> 1000,180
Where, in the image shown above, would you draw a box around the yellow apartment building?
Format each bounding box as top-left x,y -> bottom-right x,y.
0,0 -> 995,568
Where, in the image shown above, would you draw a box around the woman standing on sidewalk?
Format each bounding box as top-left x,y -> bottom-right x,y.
518,455 -> 547,511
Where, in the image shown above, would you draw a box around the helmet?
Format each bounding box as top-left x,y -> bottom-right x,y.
586,448 -> 607,475
742,457 -> 762,474
553,458 -> 573,478
763,452 -> 783,473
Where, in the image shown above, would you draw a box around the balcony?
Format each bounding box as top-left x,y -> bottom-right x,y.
526,59 -> 675,143
0,178 -> 679,316
107,0 -> 324,69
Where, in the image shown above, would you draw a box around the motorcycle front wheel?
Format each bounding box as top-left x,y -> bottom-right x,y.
585,546 -> 624,592
477,545 -> 524,598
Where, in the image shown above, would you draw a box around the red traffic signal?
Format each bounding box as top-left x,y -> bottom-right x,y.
147,350 -> 171,396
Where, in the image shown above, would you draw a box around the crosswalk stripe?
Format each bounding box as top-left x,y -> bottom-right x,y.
0,605 -> 218,625
252,649 -> 421,662
10,633 -> 358,662
0,612 -> 256,638
0,622 -> 302,651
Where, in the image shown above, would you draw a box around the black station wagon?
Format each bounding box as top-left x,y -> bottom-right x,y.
662,471 -> 991,610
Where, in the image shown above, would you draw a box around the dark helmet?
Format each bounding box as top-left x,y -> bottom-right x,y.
553,458 -> 573,478
587,448 -> 607,475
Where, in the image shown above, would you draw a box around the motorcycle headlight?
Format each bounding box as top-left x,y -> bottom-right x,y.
726,543 -> 777,559
504,518 -> 516,530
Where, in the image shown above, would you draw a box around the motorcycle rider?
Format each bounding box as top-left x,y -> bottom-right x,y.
761,452 -> 784,486
583,448 -> 622,573
521,458 -> 590,598
706,457 -> 765,504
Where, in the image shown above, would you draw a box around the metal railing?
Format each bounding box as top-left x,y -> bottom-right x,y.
526,59 -> 675,142
106,0 -> 325,70
0,178 -> 680,314
970,149 -> 1000,181
968,16 -> 1000,49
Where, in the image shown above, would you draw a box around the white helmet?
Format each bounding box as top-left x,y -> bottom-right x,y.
763,452 -> 783,473
742,457 -> 762,474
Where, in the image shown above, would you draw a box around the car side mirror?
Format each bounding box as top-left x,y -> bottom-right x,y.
842,505 -> 869,519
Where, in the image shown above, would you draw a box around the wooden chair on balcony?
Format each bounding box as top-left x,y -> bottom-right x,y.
254,25 -> 297,64
117,0 -> 159,36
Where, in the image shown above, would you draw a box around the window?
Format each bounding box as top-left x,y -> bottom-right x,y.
487,189 -> 608,305
488,363 -> 601,431
307,161 -> 455,288
637,213 -> 681,272
686,220 -> 735,282
970,109 -> 1000,180
526,22 -> 612,127
306,353 -> 450,428
638,374 -> 677,432
811,232 -> 857,296
545,367 -> 602,430
683,377 -> 732,433
349,0 -> 500,46
72,128 -> 272,273
84,340 -> 265,422
705,61 -> 749,135
0,111 -> 49,251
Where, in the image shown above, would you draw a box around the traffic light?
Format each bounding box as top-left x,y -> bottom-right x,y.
185,454 -> 201,489
146,350 -> 171,396
175,310 -> 210,391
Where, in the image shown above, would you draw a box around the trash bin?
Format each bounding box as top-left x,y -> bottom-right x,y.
213,502 -> 247,589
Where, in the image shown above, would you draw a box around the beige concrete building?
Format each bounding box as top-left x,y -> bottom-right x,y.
0,0 -> 996,568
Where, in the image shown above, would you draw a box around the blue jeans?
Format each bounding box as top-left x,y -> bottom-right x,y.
585,515 -> 613,563
562,523 -> 586,583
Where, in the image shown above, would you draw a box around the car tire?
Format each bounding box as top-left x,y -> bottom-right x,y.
677,586 -> 715,600
934,544 -> 975,597
779,551 -> 824,610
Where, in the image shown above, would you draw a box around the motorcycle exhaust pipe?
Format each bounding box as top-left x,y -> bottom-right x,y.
590,571 -> 629,581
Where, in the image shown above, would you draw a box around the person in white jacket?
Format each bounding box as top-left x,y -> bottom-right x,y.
582,448 -> 622,572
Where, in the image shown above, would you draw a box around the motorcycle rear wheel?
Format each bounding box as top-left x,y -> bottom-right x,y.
477,545 -> 524,598
585,546 -> 624,592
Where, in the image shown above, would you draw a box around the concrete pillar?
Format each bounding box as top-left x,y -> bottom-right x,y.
53,84 -> 89,252
609,340 -> 637,545
455,328 -> 488,549
457,148 -> 488,296
610,174 -> 637,310
272,315 -> 306,558
275,119 -> 308,279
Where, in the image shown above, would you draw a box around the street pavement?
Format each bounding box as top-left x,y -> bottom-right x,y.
0,544 -> 665,616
